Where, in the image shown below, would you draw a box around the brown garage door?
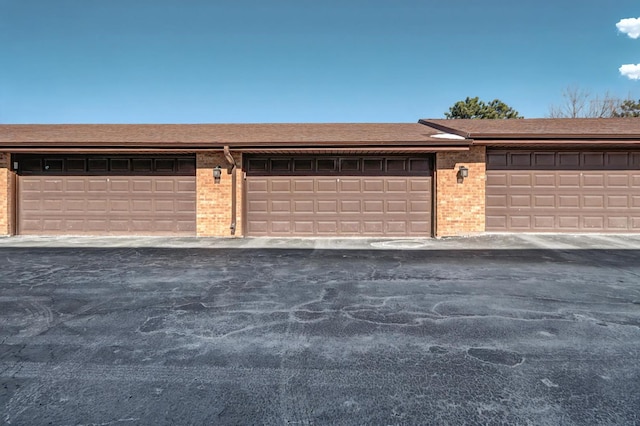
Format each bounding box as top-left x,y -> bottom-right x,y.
16,155 -> 196,235
245,156 -> 433,237
486,150 -> 640,232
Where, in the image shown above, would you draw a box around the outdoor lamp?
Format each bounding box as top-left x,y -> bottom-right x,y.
457,165 -> 469,183
213,165 -> 222,184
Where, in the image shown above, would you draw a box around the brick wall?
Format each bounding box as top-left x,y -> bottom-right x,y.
196,152 -> 243,237
435,146 -> 486,237
0,153 -> 14,236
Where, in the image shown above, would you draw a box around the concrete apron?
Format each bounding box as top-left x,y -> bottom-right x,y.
0,234 -> 639,250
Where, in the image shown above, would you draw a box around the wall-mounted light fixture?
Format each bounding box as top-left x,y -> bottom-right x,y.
457,165 -> 469,183
213,165 -> 222,184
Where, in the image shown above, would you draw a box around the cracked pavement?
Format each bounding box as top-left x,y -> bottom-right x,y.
0,236 -> 639,424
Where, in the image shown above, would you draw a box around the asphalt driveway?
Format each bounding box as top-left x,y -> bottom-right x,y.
1,235 -> 639,425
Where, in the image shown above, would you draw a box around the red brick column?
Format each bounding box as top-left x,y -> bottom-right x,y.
196,152 -> 243,237
0,153 -> 15,236
435,146 -> 486,237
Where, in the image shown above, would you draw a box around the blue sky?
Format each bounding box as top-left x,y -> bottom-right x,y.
1,0 -> 639,123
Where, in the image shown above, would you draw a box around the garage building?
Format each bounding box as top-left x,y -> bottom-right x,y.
1,118 -> 638,237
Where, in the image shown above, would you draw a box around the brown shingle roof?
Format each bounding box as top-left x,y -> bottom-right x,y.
0,123 -> 467,148
419,118 -> 640,139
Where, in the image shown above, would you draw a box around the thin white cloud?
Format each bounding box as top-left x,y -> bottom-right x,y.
619,64 -> 640,80
616,17 -> 640,39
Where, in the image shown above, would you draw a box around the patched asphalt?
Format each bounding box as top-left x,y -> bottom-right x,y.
1,235 -> 639,425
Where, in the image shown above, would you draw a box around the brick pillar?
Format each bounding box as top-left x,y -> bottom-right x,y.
196,152 -> 243,237
435,146 -> 486,237
0,153 -> 15,236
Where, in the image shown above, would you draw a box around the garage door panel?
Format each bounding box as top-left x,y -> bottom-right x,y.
271,180 -> 291,192
66,179 -> 86,192
533,216 -> 555,229
534,174 -> 556,186
88,180 -> 108,192
317,221 -> 338,233
248,200 -> 268,212
271,200 -> 291,213
271,221 -> 291,233
583,174 -> 605,187
363,221 -> 384,233
42,199 -> 64,211
607,175 -> 629,187
606,153 -> 630,167
410,221 -> 430,233
558,174 -> 580,187
247,221 -> 268,233
340,179 -> 361,192
486,215 -> 507,229
109,180 -> 130,192
558,153 -> 580,166
42,181 -> 63,193
317,180 -> 337,192
317,200 -> 338,213
608,217 -> 629,229
87,199 -> 109,211
410,200 -> 430,212
510,195 -> 531,207
387,200 -> 408,213
155,200 -> 175,213
410,180 -> 431,192
177,179 -> 195,193
510,153 -> 531,167
558,195 -> 579,208
510,216 -> 531,229
363,180 -> 384,192
486,194 -> 507,208
364,200 -> 384,213
109,220 -> 130,231
247,179 -> 268,192
155,180 -> 176,192
558,216 -> 580,229
340,221 -> 360,233
583,195 -> 604,208
533,153 -> 556,166
583,216 -> 605,230
387,180 -> 408,192
177,200 -> 196,213
583,152 -> 605,167
510,174 -> 532,187
294,221 -> 314,234
607,196 -> 629,208
131,200 -> 153,212
245,156 -> 432,237
177,221 -> 197,232
293,200 -> 313,213
340,200 -> 361,212
132,180 -> 153,192
486,173 -> 508,186
294,180 -> 314,192
66,200 -> 86,212
18,156 -> 196,235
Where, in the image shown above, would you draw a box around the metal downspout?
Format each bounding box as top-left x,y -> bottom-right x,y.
223,146 -> 237,236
